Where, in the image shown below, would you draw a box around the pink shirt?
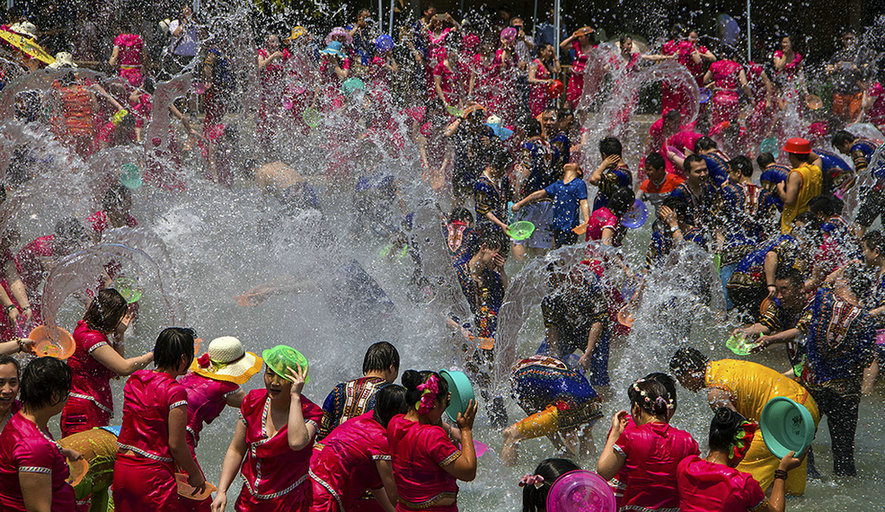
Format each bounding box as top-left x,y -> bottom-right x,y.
0,413 -> 76,511
114,34 -> 144,67
677,455 -> 765,512
867,82 -> 885,126
239,389 -> 323,500
614,422 -> 699,511
117,370 -> 187,462
310,411 -> 390,509
586,207 -> 618,242
68,320 -> 116,414
179,373 -> 239,447
387,414 -> 460,512
709,60 -> 743,102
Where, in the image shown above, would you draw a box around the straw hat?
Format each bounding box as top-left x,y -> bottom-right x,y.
287,26 -> 307,42
190,336 -> 263,385
47,52 -> 75,69
10,21 -> 38,40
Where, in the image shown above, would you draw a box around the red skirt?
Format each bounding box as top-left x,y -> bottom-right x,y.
60,396 -> 111,437
112,453 -> 180,512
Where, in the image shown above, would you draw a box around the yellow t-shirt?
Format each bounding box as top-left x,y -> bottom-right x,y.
704,359 -> 811,420
780,162 -> 822,233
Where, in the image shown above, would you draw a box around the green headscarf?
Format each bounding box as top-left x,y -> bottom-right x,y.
262,345 -> 310,383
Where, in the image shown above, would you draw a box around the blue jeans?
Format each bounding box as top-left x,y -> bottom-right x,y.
720,263 -> 737,311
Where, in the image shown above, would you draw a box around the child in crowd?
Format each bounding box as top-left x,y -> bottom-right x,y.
387,370 -> 477,511
519,458 -> 581,512
212,346 -> 323,512
596,377 -> 699,511
112,327 -> 205,511
511,163 -> 589,248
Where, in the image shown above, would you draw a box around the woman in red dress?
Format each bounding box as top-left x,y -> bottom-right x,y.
60,288 -> 153,437
211,345 -> 323,512
386,370 -> 477,512
112,327 -> 205,512
703,59 -> 750,126
559,27 -> 595,109
528,44 -> 560,117
0,357 -> 76,511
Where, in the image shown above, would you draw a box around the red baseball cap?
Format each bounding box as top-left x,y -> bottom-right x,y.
783,137 -> 812,154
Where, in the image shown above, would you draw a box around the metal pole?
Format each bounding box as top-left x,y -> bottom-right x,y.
389,0 -> 395,35
746,0 -> 752,62
532,0 -> 538,39
379,0 -> 383,34
554,0 -> 561,53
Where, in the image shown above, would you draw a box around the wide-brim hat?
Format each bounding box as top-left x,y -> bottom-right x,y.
320,41 -> 346,59
783,137 -> 812,154
190,336 -> 263,385
326,27 -> 352,46
47,52 -> 75,69
10,21 -> 38,40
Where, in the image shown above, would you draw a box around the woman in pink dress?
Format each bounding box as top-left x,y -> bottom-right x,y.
108,24 -> 145,87
528,44 -> 560,117
424,14 -> 459,101
387,370 -> 477,512
584,187 -> 634,247
181,336 -> 261,512
677,407 -> 803,512
112,327 -> 205,512
309,384 -> 408,512
659,30 -> 715,114
0,357 -> 76,511
744,63 -> 776,140
316,42 -> 350,113
559,27 -> 595,108
703,59 -> 750,126
257,34 -> 292,147
488,34 -> 520,124
433,51 -> 470,110
60,288 -> 154,437
211,345 -> 323,512
597,377 -> 700,511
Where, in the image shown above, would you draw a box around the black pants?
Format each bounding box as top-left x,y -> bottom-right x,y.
553,229 -> 578,248
809,385 -> 860,476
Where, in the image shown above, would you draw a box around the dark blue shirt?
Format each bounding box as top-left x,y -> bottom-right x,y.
545,178 -> 588,230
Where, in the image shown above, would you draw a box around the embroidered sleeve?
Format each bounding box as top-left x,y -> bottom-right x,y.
169,400 -> 188,410
18,466 -> 51,474
427,426 -> 460,467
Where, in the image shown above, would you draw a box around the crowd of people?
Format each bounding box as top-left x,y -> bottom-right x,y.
0,1 -> 884,512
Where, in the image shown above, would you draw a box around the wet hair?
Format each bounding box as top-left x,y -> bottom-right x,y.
609,187 -> 635,217
401,370 -> 449,409
54,217 -> 88,244
0,228 -> 20,250
669,347 -> 709,378
450,207 -> 474,224
536,43 -> 554,58
476,225 -> 505,252
645,152 -> 665,172
522,458 -> 581,512
488,150 -> 512,172
627,378 -> 671,417
0,354 -> 21,378
524,118 -> 542,138
756,152 -> 776,169
363,341 -> 400,374
102,184 -> 132,213
153,327 -> 196,370
729,155 -> 753,178
661,197 -> 691,224
708,407 -> 747,452
644,372 -> 678,413
862,230 -> 885,254
19,357 -> 71,410
83,288 -> 130,333
808,194 -> 843,217
683,154 -> 706,173
694,136 -> 718,152
599,136 -> 623,157
373,384 -> 408,428
557,108 -> 573,121
774,266 -> 804,288
664,109 -> 682,125
619,34 -> 632,46
831,130 -> 855,147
